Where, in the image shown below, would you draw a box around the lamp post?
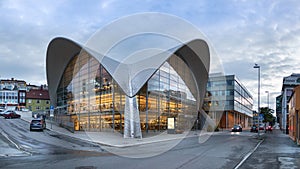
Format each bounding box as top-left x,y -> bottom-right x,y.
265,91 -> 269,109
253,63 -> 260,137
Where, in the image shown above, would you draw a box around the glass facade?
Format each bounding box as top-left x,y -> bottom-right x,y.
55,51 -> 198,135
0,91 -> 19,105
203,75 -> 253,128
204,75 -> 253,116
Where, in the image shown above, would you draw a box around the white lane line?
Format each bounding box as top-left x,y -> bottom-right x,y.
0,131 -> 20,150
234,139 -> 264,169
0,130 -> 32,156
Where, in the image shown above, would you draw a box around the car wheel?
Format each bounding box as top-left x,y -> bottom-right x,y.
30,128 -> 32,131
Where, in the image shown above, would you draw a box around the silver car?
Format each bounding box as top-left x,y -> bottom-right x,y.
30,118 -> 46,131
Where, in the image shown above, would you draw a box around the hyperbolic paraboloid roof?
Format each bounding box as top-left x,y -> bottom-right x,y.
46,13 -> 210,107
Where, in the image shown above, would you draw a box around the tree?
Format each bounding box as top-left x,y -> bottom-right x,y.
260,107 -> 276,126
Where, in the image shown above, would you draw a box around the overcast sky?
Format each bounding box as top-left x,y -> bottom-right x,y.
0,0 -> 299,111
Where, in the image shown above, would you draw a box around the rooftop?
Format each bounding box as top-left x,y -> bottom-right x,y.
26,89 -> 50,100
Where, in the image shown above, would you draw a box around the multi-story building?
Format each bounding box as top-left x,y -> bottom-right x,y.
288,85 -> 300,145
0,78 -> 26,109
203,74 -> 253,129
276,94 -> 282,126
0,78 -> 26,90
26,84 -> 48,92
280,73 -> 300,133
252,111 -> 259,125
26,88 -> 50,112
46,36 -> 210,138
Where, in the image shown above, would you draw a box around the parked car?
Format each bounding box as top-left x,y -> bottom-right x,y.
266,125 -> 273,132
3,111 -> 21,119
250,125 -> 258,132
30,118 -> 46,131
0,110 -> 14,116
0,110 -> 9,116
259,124 -> 265,130
232,124 -> 242,132
32,110 -> 47,118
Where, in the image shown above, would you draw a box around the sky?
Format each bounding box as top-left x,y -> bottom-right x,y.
0,0 -> 300,111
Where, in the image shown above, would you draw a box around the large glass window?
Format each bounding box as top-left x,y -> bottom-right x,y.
56,52 -> 199,135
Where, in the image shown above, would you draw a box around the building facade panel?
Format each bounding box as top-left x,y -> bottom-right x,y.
288,85 -> 300,145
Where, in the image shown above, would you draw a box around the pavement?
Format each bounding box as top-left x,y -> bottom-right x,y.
16,111 -> 226,148
7,111 -> 300,168
240,129 -> 300,169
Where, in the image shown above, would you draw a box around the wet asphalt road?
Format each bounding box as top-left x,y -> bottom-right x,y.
0,117 -> 264,169
0,117 -> 104,156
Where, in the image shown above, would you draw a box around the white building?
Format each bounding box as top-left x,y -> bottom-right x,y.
0,78 -> 27,109
280,73 -> 300,133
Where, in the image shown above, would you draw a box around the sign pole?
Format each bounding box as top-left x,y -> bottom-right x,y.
50,105 -> 54,130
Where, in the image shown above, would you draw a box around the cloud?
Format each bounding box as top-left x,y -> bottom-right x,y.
0,0 -> 300,111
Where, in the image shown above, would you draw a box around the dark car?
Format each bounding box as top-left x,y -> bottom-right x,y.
232,124 -> 242,132
3,111 -> 21,119
250,125 -> 258,132
259,124 -> 265,130
0,110 -> 12,116
30,118 -> 46,131
266,125 -> 273,132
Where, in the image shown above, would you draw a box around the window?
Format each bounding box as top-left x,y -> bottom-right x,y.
46,100 -> 50,104
28,99 -> 32,104
36,100 -> 40,104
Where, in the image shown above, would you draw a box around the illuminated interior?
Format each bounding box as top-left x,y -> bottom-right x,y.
55,51 -> 198,135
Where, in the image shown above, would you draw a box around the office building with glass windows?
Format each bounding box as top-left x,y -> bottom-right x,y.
203,74 -> 253,129
46,37 -> 210,138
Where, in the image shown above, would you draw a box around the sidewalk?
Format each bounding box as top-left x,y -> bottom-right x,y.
240,129 -> 300,169
17,111 -> 222,148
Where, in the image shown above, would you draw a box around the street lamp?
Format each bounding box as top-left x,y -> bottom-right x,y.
253,63 -> 260,137
265,91 -> 269,108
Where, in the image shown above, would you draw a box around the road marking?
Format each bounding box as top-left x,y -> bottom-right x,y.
0,130 -> 32,156
234,139 -> 264,169
0,153 -> 28,157
0,131 -> 20,150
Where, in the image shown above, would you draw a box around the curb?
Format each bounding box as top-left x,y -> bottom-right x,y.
234,138 -> 264,169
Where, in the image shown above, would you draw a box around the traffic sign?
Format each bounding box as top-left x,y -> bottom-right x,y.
259,114 -> 264,121
50,109 -> 54,117
50,105 -> 54,117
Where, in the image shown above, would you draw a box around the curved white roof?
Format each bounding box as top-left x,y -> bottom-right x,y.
46,13 -> 210,106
